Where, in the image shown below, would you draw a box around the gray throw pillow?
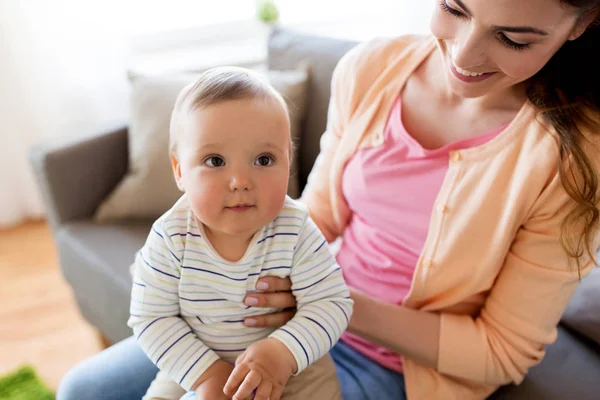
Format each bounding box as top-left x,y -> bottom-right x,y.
561,267 -> 600,345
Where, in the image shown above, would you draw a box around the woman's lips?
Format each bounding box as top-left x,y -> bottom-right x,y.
450,63 -> 496,83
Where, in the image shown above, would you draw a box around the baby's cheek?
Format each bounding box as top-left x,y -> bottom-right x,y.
262,176 -> 288,215
189,173 -> 221,197
187,183 -> 222,220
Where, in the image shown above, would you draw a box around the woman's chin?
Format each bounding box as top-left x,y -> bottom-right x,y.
447,81 -> 491,99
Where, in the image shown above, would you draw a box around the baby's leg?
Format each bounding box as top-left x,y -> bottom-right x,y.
143,370 -> 187,400
281,354 -> 342,400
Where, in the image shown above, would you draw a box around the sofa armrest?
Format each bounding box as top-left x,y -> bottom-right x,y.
29,126 -> 129,231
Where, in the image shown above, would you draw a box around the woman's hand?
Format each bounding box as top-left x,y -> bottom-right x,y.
243,276 -> 296,328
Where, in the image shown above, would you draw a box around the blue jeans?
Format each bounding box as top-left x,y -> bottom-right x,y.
330,340 -> 406,400
57,337 -> 406,400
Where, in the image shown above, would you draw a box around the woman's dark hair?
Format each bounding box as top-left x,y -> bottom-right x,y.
526,1 -> 600,275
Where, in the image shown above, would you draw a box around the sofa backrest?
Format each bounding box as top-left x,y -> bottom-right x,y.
267,27 -> 357,192
562,267 -> 600,346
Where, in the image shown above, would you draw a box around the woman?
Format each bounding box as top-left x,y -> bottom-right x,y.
57,1 -> 600,399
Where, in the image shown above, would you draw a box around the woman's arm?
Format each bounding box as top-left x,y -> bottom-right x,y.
243,282 -> 440,369
348,289 -> 440,369
342,173 -> 598,384
299,42 -> 368,242
247,171 -> 599,385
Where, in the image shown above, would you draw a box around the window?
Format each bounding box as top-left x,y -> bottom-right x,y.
128,0 -> 434,36
127,0 -> 435,67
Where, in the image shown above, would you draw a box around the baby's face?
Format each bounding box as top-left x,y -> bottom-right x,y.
173,97 -> 291,239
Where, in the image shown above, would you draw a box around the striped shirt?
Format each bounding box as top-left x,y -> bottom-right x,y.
128,195 -> 353,391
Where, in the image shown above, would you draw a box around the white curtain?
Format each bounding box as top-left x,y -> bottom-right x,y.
0,0 -> 432,229
0,0 -> 256,229
0,0 -> 132,228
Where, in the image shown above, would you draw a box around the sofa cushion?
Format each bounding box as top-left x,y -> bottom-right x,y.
268,27 -> 358,190
95,67 -> 309,222
55,220 -> 153,342
490,325 -> 600,400
561,267 -> 600,345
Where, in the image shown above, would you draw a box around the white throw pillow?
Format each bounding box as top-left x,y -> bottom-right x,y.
95,67 -> 309,221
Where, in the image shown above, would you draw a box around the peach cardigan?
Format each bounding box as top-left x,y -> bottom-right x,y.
301,35 -> 599,399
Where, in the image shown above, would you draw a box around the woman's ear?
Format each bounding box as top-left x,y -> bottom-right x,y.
569,11 -> 597,41
171,154 -> 185,192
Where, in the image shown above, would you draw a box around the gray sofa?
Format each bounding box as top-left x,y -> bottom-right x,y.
30,27 -> 600,399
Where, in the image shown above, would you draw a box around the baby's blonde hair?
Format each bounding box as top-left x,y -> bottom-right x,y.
169,66 -> 289,157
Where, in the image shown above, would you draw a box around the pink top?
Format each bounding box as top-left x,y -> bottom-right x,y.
337,94 -> 506,373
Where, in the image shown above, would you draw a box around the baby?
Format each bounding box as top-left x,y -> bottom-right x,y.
128,67 -> 353,400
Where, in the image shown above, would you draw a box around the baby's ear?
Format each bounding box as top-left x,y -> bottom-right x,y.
171,155 -> 185,192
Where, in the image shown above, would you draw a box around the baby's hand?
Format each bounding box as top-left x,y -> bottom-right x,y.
223,338 -> 297,400
191,360 -> 233,400
194,389 -> 230,400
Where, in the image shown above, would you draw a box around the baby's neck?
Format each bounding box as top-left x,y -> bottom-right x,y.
203,225 -> 256,262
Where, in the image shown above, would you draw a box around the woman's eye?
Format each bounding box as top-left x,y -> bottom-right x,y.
203,156 -> 225,167
439,0 -> 531,51
497,33 -> 530,51
255,155 -> 274,167
439,0 -> 466,18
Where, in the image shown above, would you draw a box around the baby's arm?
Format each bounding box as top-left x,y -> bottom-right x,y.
224,213 -> 353,400
127,221 -> 224,394
268,212 -> 353,372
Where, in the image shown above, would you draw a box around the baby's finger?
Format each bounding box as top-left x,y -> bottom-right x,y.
269,382 -> 285,400
223,364 -> 250,397
252,380 -> 273,400
233,370 -> 262,400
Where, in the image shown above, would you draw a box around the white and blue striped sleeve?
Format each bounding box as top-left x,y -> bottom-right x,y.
269,213 -> 353,373
127,221 -> 220,390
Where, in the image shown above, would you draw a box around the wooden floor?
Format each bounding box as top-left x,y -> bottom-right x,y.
0,220 -> 105,392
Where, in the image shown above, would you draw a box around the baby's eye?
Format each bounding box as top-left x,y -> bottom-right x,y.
254,155 -> 274,167
203,156 -> 225,167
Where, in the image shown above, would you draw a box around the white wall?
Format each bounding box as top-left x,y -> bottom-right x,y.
0,0 -> 437,227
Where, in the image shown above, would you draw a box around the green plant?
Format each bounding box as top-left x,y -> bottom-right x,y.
0,365 -> 55,400
256,0 -> 279,24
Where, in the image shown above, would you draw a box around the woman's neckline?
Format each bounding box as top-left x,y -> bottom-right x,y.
383,35 -> 534,160
393,94 -> 512,156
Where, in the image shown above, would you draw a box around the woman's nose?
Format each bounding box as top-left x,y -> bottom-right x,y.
451,26 -> 487,69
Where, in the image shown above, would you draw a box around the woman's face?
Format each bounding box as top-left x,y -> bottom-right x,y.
430,0 -> 584,99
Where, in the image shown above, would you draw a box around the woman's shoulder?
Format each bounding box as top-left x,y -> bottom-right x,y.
330,35 -> 434,113
525,104 -> 600,164
510,104 -> 600,209
335,34 -> 432,84
342,34 -> 431,63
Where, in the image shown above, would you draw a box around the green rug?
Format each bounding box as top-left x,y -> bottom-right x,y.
0,365 -> 55,400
